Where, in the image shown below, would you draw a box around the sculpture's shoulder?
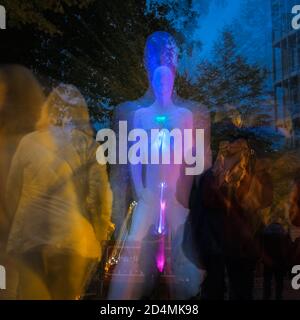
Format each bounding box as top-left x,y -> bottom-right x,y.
175,97 -> 210,128
114,98 -> 148,122
175,105 -> 193,120
134,106 -> 149,117
177,97 -> 209,116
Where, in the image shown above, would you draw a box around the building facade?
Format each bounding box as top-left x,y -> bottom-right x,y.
272,0 -> 300,141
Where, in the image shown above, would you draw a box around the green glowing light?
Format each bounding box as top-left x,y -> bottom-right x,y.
155,115 -> 167,124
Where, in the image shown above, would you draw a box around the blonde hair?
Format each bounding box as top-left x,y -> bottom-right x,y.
38,84 -> 92,135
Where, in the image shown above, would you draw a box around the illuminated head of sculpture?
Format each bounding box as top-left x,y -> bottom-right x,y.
151,66 -> 175,105
144,31 -> 179,83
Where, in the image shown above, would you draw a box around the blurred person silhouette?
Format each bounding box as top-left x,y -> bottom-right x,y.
0,65 -> 45,299
289,171 -> 300,237
5,84 -> 112,299
183,123 -> 273,300
262,219 -> 291,300
111,31 -> 211,235
289,171 -> 300,270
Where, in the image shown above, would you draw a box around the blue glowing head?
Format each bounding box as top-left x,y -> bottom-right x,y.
151,66 -> 175,102
144,31 -> 179,82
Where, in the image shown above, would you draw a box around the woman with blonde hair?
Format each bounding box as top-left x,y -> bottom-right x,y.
6,84 -> 112,299
0,65 -> 45,241
0,65 -> 45,299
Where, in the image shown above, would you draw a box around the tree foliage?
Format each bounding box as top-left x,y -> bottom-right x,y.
2,0 -> 94,34
196,30 -> 269,127
1,2 -> 270,131
1,0 -> 173,126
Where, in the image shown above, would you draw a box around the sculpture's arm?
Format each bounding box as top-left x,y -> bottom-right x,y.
129,111 -> 145,200
176,106 -> 212,208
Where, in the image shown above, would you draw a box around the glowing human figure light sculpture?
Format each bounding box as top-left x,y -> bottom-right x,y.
108,33 -> 205,300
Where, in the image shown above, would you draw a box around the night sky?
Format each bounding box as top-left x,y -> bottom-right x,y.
146,0 -> 273,77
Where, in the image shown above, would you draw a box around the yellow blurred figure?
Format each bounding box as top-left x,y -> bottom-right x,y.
6,84 -> 112,299
0,65 -> 45,299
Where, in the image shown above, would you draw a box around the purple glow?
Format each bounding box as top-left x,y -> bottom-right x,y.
157,182 -> 166,234
156,237 -> 165,273
157,200 -> 166,234
156,181 -> 166,272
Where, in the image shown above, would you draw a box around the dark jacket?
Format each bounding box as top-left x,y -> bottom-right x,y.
183,163 -> 273,268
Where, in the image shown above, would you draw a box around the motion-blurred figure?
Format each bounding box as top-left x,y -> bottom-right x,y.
289,172 -> 300,269
0,65 -> 45,299
289,172 -> 300,232
262,221 -> 291,300
184,132 -> 273,300
6,84 -> 112,299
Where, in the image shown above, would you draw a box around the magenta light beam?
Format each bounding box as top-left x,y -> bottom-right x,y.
156,182 -> 166,272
